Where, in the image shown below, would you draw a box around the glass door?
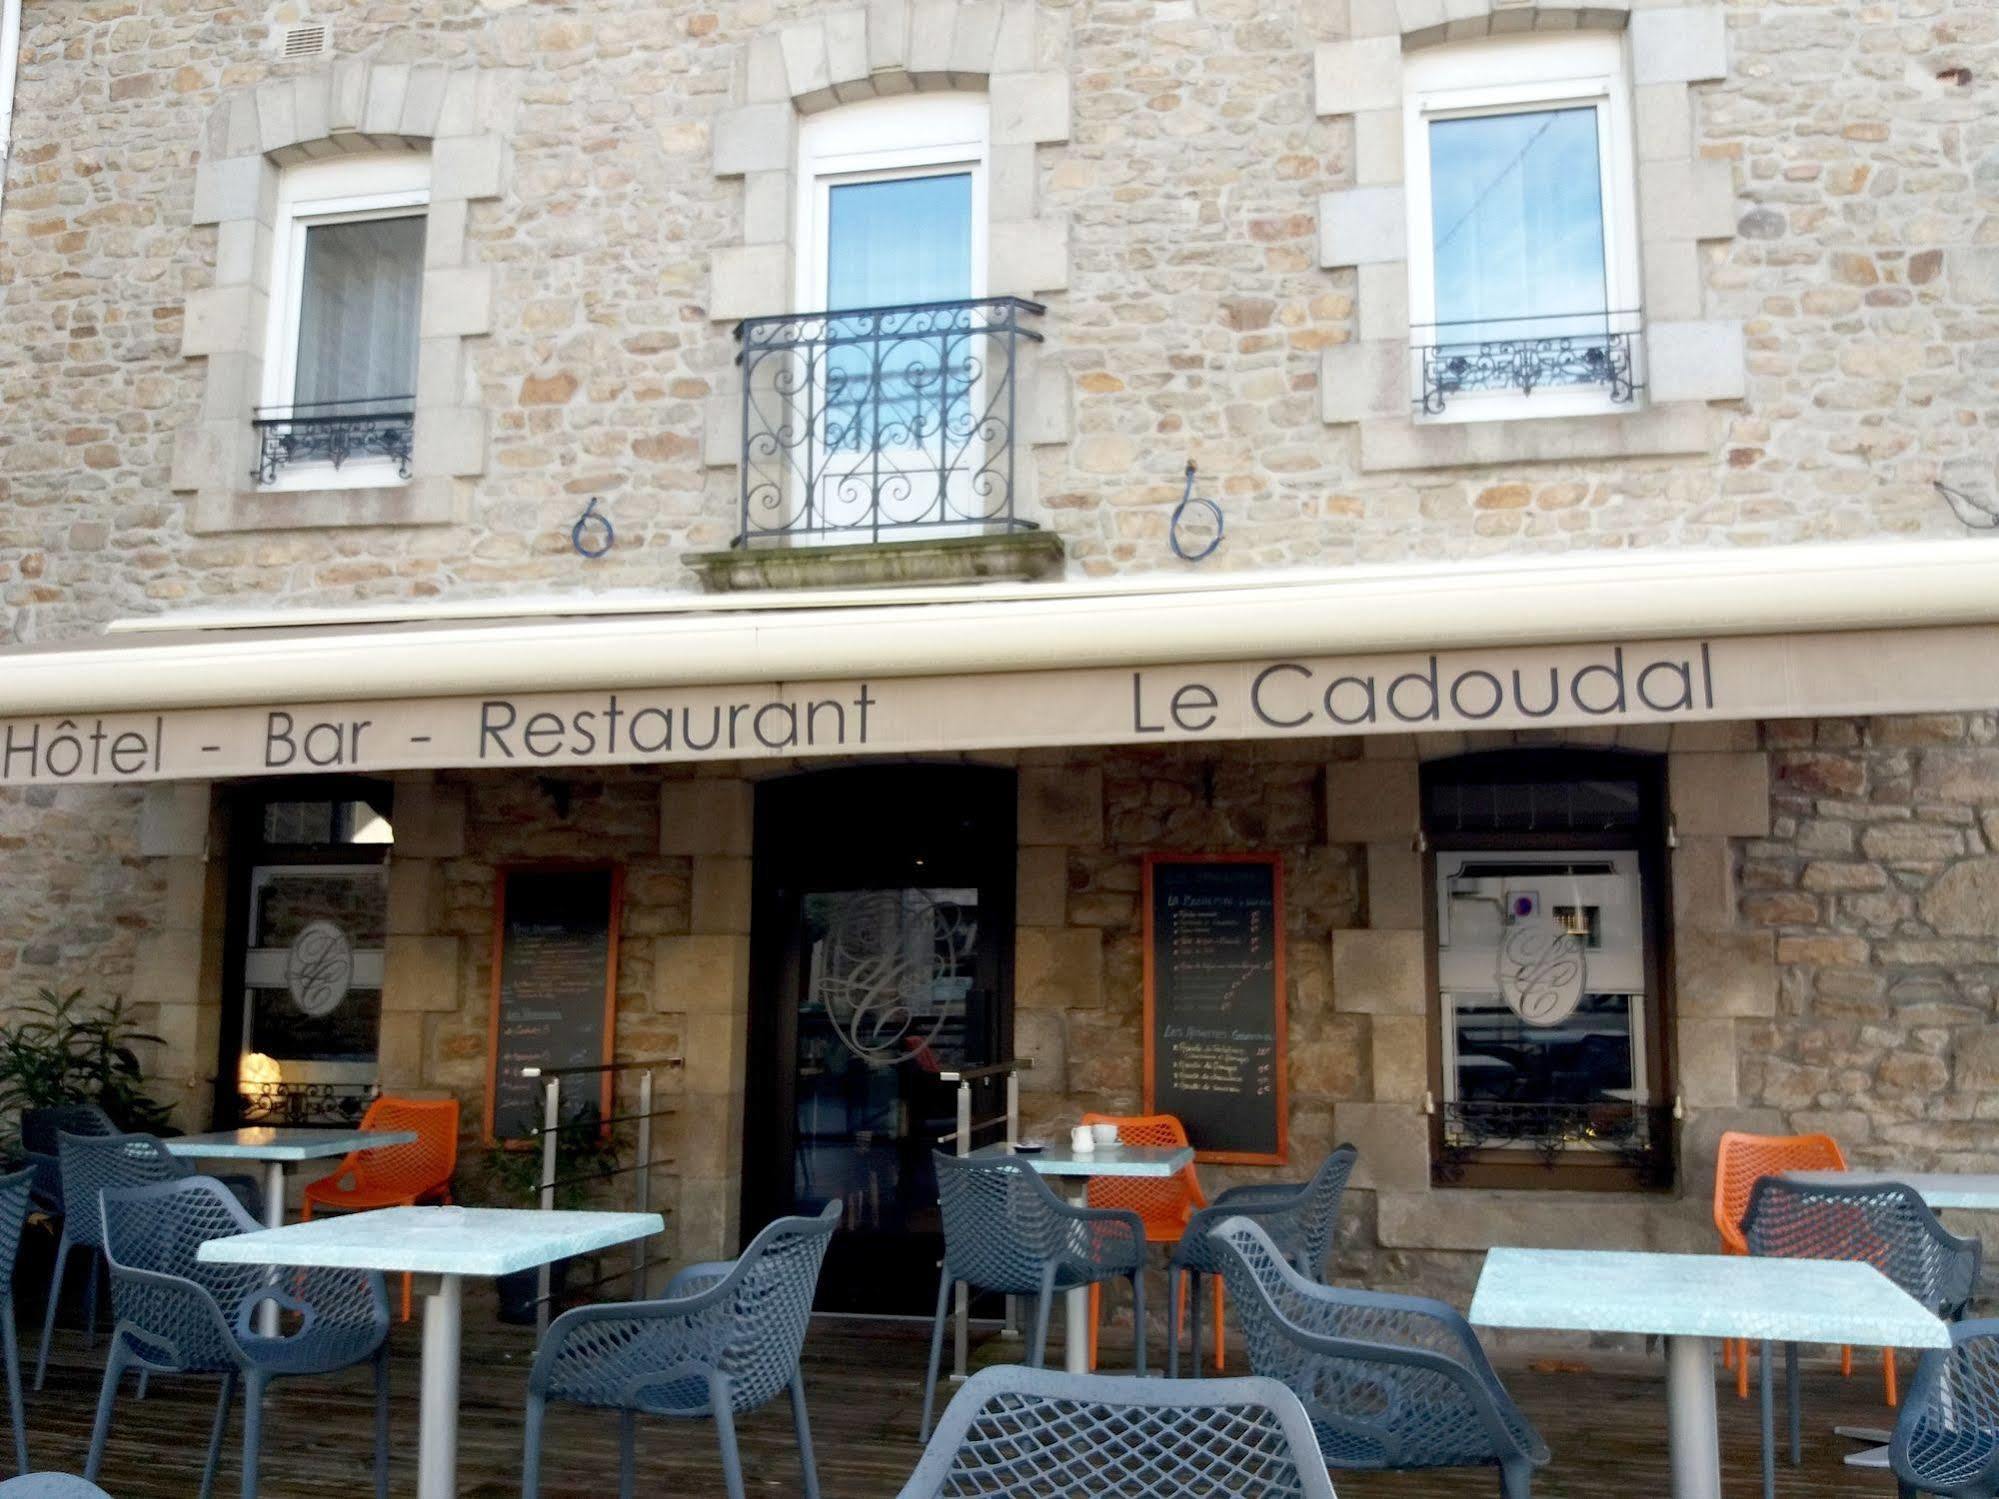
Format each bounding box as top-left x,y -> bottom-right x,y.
746,766 -> 1015,1315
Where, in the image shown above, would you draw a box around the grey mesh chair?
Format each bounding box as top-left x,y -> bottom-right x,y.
1213,1216 -> 1548,1498
35,1132 -> 266,1390
522,1200 -> 838,1499
920,1153 -> 1148,1441
0,1170 -> 34,1476
84,1177 -> 390,1499
1167,1145 -> 1357,1378
899,1366 -> 1339,1499
1744,1176 -> 1980,1499
19,1106 -> 118,1215
1892,1318 -> 1999,1498
0,1478 -> 116,1498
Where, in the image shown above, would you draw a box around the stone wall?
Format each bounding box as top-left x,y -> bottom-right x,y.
0,0 -> 1992,651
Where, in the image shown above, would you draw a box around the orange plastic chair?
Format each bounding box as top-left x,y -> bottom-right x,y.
1714,1130 -> 1890,1402
1079,1114 -> 1225,1372
302,1095 -> 460,1320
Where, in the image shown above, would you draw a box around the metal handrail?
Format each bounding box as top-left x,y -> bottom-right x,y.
525,1061 -> 672,1334
937,1059 -> 1033,1084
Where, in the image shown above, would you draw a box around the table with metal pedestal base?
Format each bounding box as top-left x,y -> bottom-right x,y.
1470,1247 -> 1948,1499
200,1205 -> 661,1499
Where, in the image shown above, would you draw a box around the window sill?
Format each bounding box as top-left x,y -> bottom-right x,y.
1354,400 -> 1713,473
687,530 -> 1066,592
189,481 -> 456,535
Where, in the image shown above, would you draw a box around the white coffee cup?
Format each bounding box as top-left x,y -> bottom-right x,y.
1070,1123 -> 1096,1153
1091,1122 -> 1120,1150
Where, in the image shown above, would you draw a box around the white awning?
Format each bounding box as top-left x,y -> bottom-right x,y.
1,538 -> 1996,786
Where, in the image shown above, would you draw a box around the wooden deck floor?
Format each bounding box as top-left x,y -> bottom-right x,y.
24,1306 -> 1905,1497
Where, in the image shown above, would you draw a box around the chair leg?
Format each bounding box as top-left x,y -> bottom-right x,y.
83,1251 -> 99,1349
373,1349 -> 391,1499
618,1409 -> 636,1499
1130,1270 -> 1147,1376
1187,1270 -> 1204,1382
3,1302 -> 27,1475
1724,1337 -> 1738,1372
1212,1275 -> 1227,1372
401,1272 -> 414,1324
1758,1338 -> 1776,1499
1088,1282 -> 1101,1371
1028,1280 -> 1055,1371
242,1371 -> 266,1499
919,1270 -> 952,1443
1843,1344 -> 1854,1377
790,1373 -> 822,1499
1500,1457 -> 1534,1499
34,1231 -> 72,1390
83,1341 -> 125,1485
522,1393 -> 547,1499
1166,1268 -> 1184,1380
200,1371 -> 236,1499
711,1375 -> 746,1499
1785,1342 -> 1801,1466
1738,1336 -> 1752,1400
1884,1347 -> 1899,1407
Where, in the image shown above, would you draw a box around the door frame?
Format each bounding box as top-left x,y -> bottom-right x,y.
741,762 -> 1018,1253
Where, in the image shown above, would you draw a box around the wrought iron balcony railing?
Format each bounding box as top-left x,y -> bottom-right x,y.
734,296 -> 1044,546
1413,310 -> 1642,416
236,1078 -> 378,1128
1436,1097 -> 1672,1183
252,396 -> 415,484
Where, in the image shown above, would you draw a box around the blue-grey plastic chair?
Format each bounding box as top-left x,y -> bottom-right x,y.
920,1152 -> 1148,1442
1744,1176 -> 1980,1499
0,1477 -> 115,1498
899,1366 -> 1338,1499
36,1132 -> 264,1391
84,1177 -> 389,1499
522,1200 -> 839,1499
1167,1144 -> 1357,1378
1892,1318 -> 1999,1498
19,1106 -> 118,1216
1213,1216 -> 1548,1498
0,1169 -> 34,1476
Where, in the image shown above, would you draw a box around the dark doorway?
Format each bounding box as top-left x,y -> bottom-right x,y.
744,764 -> 1016,1315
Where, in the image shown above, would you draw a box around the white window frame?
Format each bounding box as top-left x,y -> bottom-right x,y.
257,153 -> 430,492
776,95 -> 993,543
1402,34 -> 1643,425
794,93 -> 990,315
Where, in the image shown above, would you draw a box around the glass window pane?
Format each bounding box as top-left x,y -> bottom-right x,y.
1428,106 -> 1607,340
826,173 -> 972,310
823,174 -> 976,457
293,214 -> 425,415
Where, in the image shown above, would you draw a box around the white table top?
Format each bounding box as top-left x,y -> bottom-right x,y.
1785,1169 -> 1999,1212
971,1143 -> 1195,1178
196,1205 -> 663,1277
163,1127 -> 418,1163
1469,1248 -> 1951,1348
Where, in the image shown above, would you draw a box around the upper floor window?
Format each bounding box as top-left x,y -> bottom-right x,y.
735,94 -> 1041,548
255,154 -> 428,490
1403,35 -> 1642,422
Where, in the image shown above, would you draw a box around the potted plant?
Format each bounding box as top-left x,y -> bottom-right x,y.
0,987 -> 174,1149
484,1106 -> 623,1325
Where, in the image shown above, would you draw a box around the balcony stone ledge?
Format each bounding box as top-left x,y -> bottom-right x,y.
687,530 -> 1066,593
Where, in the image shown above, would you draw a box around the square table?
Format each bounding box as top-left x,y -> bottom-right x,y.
1784,1169 -> 1999,1212
970,1142 -> 1196,1374
200,1204 -> 661,1499
166,1127 -> 419,1334
1469,1247 -> 1948,1499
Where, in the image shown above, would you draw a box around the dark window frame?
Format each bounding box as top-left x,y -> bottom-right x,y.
1419,748 -> 1674,1193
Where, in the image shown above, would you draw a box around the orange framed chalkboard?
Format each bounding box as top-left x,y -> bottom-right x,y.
484,862 -> 623,1143
1142,853 -> 1288,1166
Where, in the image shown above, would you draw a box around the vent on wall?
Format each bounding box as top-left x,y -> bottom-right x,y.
278,23 -> 330,59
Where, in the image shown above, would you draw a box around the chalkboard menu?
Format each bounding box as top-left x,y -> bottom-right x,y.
485,865 -> 623,1141
1143,855 -> 1288,1165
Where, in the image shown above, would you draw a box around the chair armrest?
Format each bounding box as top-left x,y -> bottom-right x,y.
109,1263 -> 244,1370
528,1271 -> 745,1395
235,1287 -> 319,1342
1268,1317 -> 1545,1465
1211,1182 -> 1304,1208
664,1260 -> 735,1299
1050,1203 -> 1147,1275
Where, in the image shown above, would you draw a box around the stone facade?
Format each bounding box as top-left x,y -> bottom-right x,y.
0,0 -> 1997,1296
